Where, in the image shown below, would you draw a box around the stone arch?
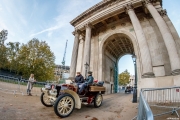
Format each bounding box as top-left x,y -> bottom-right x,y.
98,29 -> 142,83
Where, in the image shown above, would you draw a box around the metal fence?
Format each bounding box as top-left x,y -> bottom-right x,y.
0,74 -> 46,96
136,86 -> 180,120
142,86 -> 180,118
136,89 -> 154,120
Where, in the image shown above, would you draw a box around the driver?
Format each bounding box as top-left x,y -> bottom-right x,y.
74,72 -> 84,93
78,71 -> 94,95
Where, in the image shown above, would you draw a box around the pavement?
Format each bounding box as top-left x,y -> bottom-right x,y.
0,90 -> 138,120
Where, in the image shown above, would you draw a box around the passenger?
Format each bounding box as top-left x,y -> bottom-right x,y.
74,72 -> 84,93
78,71 -> 94,95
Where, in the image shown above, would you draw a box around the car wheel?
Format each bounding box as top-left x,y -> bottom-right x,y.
40,93 -> 53,107
54,94 -> 75,118
94,93 -> 103,108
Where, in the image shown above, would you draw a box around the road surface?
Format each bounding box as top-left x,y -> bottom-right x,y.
0,91 -> 138,120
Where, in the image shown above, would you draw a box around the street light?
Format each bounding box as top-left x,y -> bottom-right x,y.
132,54 -> 137,103
84,62 -> 89,78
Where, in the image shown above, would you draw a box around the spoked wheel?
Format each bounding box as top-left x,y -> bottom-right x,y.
40,93 -> 53,107
94,93 -> 103,108
54,94 -> 75,118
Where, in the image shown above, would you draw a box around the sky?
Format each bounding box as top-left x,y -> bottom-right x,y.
0,0 -> 179,75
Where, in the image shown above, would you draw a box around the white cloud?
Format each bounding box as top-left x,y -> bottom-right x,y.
0,0 -> 101,65
30,24 -> 63,37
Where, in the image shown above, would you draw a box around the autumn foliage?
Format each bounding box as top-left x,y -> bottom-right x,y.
0,38 -> 55,81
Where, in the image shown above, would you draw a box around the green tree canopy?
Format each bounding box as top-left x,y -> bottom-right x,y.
0,37 -> 8,69
17,38 -> 55,81
0,44 -> 8,69
6,42 -> 20,72
118,69 -> 130,86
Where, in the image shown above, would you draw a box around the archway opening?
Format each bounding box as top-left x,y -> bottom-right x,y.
118,55 -> 134,92
103,33 -> 135,93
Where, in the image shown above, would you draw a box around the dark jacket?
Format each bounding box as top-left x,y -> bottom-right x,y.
85,75 -> 94,85
75,74 -> 84,83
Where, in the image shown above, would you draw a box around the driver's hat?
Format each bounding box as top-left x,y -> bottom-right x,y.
88,71 -> 92,74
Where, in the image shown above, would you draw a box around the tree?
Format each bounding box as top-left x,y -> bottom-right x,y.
17,38 -> 55,81
0,44 -> 8,69
6,42 -> 20,72
0,38 -> 8,70
118,69 -> 130,86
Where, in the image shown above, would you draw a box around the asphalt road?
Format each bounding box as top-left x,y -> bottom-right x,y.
0,91 -> 138,120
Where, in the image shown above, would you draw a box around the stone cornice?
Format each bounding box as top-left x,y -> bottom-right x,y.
143,0 -> 162,5
70,0 -> 126,26
73,0 -> 142,30
70,0 -> 162,27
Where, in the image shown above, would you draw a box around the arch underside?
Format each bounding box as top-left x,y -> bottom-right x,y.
103,33 -> 135,93
104,34 -> 134,59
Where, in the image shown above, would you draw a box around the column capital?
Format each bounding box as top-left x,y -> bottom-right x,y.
79,35 -> 85,41
124,3 -> 134,13
143,0 -> 157,5
159,9 -> 167,16
72,29 -> 81,36
75,29 -> 81,34
85,22 -> 93,29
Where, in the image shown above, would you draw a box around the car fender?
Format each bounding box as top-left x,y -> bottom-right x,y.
63,89 -> 81,109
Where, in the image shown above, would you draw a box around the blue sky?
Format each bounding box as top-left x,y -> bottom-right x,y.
0,0 -> 179,75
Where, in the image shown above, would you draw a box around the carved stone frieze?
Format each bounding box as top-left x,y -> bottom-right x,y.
92,29 -> 100,36
121,23 -> 126,26
159,9 -> 167,16
111,26 -> 116,30
105,17 -> 116,24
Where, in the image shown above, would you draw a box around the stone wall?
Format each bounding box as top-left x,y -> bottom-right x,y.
70,0 -> 180,94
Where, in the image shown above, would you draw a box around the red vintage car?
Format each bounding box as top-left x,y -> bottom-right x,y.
40,81 -> 106,118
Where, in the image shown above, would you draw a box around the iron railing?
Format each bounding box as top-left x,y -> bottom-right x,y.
0,74 -> 47,95
136,86 -> 180,120
136,89 -> 154,120
142,86 -> 180,118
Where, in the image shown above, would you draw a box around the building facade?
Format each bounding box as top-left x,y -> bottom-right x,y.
69,0 -> 180,94
54,65 -> 70,80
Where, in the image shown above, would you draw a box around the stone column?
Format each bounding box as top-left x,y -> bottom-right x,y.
76,35 -> 85,73
161,9 -> 180,59
144,1 -> 180,75
125,4 -> 154,77
82,23 -> 92,77
69,29 -> 80,78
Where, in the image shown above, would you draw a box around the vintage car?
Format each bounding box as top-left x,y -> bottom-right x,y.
40,80 -> 106,118
125,86 -> 132,93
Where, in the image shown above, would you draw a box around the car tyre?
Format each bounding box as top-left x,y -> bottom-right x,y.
40,93 -> 53,107
94,93 -> 103,108
54,94 -> 75,118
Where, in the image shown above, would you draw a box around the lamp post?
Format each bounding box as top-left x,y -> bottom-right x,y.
132,54 -> 137,103
84,62 -> 89,78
